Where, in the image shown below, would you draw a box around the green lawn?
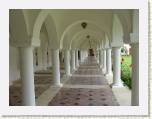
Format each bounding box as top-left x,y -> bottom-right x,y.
121,55 -> 132,89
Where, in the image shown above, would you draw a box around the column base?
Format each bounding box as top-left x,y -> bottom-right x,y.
71,69 -> 76,74
111,82 -> 124,88
22,101 -> 36,106
97,60 -> 99,64
79,62 -> 83,65
75,67 -> 79,71
99,65 -> 102,69
75,67 -> 78,70
105,73 -> 113,84
65,74 -> 72,77
51,83 -> 63,87
105,72 -> 113,78
102,68 -> 106,74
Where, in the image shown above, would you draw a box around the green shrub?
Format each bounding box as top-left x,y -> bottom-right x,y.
121,55 -> 132,89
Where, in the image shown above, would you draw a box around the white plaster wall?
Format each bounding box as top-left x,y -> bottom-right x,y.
9,46 -> 20,85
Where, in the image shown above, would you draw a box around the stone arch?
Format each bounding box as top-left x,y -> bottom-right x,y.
115,11 -> 132,43
33,31 -> 49,71
70,29 -> 104,49
111,14 -> 124,47
32,10 -> 59,49
60,20 -> 110,50
79,38 -> 99,50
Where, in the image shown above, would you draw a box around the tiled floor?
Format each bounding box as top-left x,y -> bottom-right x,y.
48,88 -> 119,106
74,69 -> 102,75
66,76 -> 108,85
9,71 -> 64,106
9,85 -> 50,106
10,56 -> 121,106
48,57 -> 119,106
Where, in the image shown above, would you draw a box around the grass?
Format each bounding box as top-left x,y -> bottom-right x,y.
121,55 -> 132,89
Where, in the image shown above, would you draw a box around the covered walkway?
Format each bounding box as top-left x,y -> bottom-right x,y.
48,56 -> 119,106
9,9 -> 137,106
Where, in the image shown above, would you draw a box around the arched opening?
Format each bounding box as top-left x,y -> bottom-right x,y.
9,9 -> 139,107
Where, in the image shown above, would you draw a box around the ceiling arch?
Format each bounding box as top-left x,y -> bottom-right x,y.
60,20 -> 108,50
31,10 -> 59,49
9,9 -> 134,49
115,10 -> 132,43
70,29 -> 105,50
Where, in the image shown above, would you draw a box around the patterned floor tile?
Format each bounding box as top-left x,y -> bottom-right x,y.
48,88 -> 119,106
9,85 -> 50,106
48,56 -> 119,106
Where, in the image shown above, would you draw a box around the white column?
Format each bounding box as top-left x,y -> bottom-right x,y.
80,50 -> 83,62
86,50 -> 88,58
99,49 -> 102,68
42,48 -> 47,70
102,49 -> 106,74
80,50 -> 84,63
79,50 -> 82,62
48,49 -> 52,67
96,50 -> 99,64
75,50 -> 79,68
84,50 -> 87,59
105,48 -> 112,76
71,50 -> 76,71
51,49 -> 62,87
81,50 -> 85,62
37,48 -> 43,70
64,50 -> 71,76
19,47 -> 35,106
33,49 -> 37,72
112,47 -> 123,87
131,43 -> 139,106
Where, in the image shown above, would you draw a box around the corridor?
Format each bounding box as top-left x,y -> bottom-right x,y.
9,9 -> 137,106
48,56 -> 119,106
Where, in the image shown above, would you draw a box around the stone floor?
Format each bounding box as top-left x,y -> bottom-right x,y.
9,56 -> 131,106
66,76 -> 108,85
48,57 -> 119,106
48,88 -> 119,106
9,85 -> 50,106
9,71 -> 64,106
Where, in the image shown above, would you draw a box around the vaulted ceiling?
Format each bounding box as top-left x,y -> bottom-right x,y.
10,9 -> 134,49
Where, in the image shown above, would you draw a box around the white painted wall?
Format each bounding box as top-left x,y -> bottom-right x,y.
9,46 -> 20,85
